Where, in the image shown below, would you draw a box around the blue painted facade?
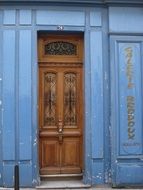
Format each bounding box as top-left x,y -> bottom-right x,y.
0,0 -> 143,187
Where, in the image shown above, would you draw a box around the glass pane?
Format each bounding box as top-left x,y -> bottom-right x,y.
45,41 -> 77,55
44,73 -> 56,126
64,73 -> 77,126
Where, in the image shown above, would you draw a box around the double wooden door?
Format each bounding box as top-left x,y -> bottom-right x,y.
38,34 -> 83,175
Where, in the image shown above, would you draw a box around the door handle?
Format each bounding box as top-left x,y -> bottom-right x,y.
58,118 -> 63,143
58,118 -> 63,132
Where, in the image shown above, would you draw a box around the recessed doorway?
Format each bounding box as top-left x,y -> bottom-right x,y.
38,33 -> 84,177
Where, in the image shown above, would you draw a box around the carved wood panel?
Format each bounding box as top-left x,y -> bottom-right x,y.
38,34 -> 83,63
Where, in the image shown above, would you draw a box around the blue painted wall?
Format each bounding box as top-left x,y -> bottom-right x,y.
0,3 -> 143,188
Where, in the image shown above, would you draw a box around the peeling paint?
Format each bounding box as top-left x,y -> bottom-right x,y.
32,179 -> 38,186
105,171 -> 109,183
92,172 -> 103,180
33,138 -> 37,146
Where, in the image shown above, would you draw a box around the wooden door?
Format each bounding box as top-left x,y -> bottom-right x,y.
38,34 -> 83,175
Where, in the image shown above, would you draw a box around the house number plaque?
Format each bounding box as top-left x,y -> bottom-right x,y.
57,25 -> 64,30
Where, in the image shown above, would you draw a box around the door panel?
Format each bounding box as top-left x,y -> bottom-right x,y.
41,140 -> 60,167
38,34 -> 83,175
40,138 -> 60,175
110,35 -> 143,186
62,138 -> 80,166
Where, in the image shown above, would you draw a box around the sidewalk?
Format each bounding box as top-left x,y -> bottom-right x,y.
1,186 -> 143,190
1,181 -> 143,190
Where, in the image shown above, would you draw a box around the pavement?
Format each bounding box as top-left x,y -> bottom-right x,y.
1,181 -> 143,190
1,186 -> 143,190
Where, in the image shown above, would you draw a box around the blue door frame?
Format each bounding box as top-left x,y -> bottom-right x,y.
0,6 -> 108,187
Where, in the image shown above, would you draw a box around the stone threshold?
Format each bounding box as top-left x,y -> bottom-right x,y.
36,179 -> 91,189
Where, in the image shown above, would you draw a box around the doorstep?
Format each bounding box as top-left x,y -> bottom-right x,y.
36,179 -> 91,189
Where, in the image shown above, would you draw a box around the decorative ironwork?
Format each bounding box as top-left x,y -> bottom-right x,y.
45,41 -> 77,55
64,73 -> 77,126
44,73 -> 56,126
